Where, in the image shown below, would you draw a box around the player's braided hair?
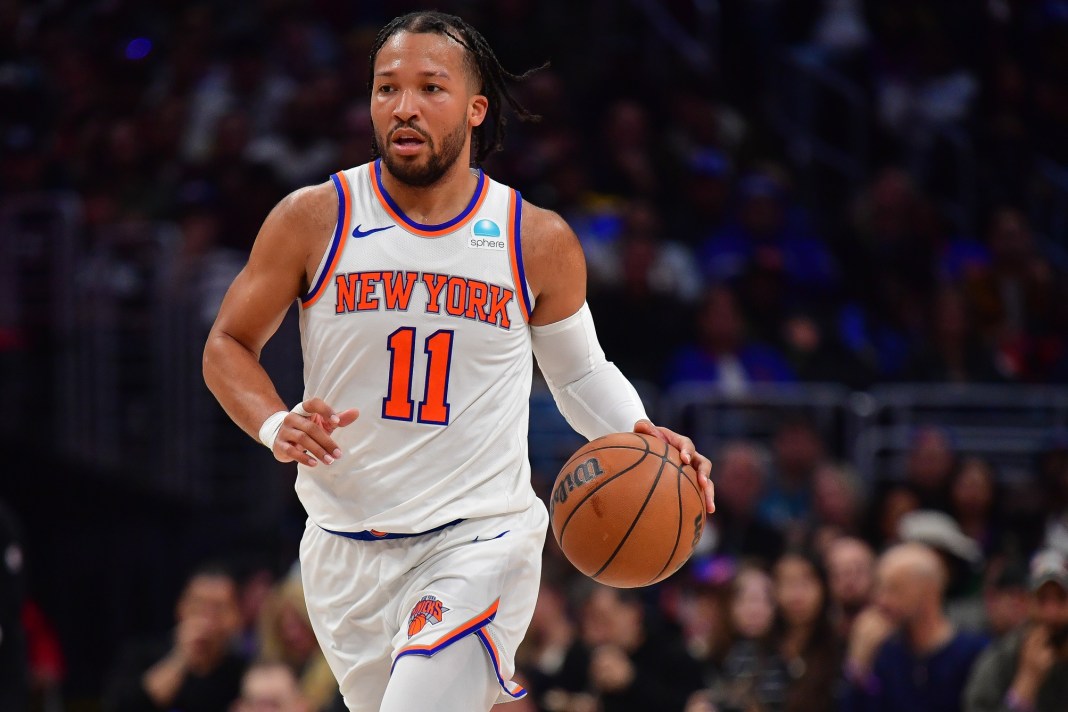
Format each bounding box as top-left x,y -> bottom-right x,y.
369,11 -> 543,165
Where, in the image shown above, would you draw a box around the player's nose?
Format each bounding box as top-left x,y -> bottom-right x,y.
392,89 -> 419,121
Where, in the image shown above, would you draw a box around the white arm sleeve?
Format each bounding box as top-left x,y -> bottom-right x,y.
530,302 -> 649,440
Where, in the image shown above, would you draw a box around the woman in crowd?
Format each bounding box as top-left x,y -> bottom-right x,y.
772,552 -> 843,712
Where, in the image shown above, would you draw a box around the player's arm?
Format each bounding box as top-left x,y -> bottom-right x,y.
522,204 -> 714,512
202,183 -> 357,467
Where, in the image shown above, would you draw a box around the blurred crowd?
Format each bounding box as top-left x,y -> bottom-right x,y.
4,0 -> 1068,709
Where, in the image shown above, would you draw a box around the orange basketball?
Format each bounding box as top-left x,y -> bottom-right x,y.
549,432 -> 706,588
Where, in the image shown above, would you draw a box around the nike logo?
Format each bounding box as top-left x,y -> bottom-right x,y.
352,224 -> 393,239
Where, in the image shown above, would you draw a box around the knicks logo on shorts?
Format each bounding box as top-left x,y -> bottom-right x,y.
407,595 -> 450,638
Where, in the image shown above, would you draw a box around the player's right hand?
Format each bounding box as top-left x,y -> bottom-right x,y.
274,397 -> 359,466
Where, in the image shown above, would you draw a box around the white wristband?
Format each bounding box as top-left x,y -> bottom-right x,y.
258,411 -> 289,449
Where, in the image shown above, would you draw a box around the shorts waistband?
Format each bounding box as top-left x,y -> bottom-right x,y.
320,518 -> 464,541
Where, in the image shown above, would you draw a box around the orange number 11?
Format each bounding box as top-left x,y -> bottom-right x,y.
382,327 -> 455,425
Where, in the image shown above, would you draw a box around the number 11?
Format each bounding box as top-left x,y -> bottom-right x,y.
382,327 -> 455,425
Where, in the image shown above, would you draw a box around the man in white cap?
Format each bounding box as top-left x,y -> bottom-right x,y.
964,549 -> 1068,712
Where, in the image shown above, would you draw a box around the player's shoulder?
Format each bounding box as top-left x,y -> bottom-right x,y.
517,198 -> 581,257
272,180 -> 337,232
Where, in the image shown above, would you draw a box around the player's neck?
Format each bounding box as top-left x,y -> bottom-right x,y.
380,159 -> 480,227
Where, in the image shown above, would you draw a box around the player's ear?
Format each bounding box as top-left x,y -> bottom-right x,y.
469,94 -> 488,128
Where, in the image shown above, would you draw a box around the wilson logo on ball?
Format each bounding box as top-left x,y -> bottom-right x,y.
549,457 -> 604,518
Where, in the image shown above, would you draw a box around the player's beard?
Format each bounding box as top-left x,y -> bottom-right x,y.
378,118 -> 468,188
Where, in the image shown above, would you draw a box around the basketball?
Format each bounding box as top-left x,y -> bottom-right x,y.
549,432 -> 705,588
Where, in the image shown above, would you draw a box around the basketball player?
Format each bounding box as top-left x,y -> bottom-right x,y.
203,11 -> 715,712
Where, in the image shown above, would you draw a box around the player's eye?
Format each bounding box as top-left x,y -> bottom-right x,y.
425,84 -> 442,93
377,84 -> 394,94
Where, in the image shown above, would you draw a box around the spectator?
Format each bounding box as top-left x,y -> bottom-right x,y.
809,463 -> 866,552
257,575 -> 338,712
688,564 -> 788,712
825,537 -> 877,640
707,441 -> 786,565
759,418 -> 826,543
231,660 -> 310,712
842,543 -> 987,712
965,549 -> 1068,712
772,552 -> 843,712
561,584 -> 704,712
665,286 -> 796,394
904,426 -> 958,512
949,457 -> 1004,557
514,582 -> 579,709
980,558 -> 1032,640
898,509 -> 985,632
907,285 -> 1005,383
105,563 -> 246,712
868,485 -> 920,551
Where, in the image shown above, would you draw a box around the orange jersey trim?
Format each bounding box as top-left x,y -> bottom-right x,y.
506,189 -> 531,322
302,172 -> 352,308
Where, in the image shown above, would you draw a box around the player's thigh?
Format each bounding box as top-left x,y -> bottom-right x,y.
380,633 -> 499,712
391,500 -> 548,699
299,521 -> 406,710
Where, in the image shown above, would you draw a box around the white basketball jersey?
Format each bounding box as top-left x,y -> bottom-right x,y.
295,160 -> 537,533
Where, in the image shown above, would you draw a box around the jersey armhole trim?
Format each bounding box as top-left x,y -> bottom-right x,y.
507,189 -> 532,322
301,171 -> 350,308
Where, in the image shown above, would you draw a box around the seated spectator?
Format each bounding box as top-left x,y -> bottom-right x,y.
258,575 -> 338,711
842,543 -> 987,712
906,426 -> 958,512
105,562 -> 246,712
962,208 -> 1064,381
232,660 -> 310,712
560,584 -> 704,712
900,509 -> 987,633
980,557 -> 1031,640
689,564 -> 788,712
949,457 -> 1004,557
758,418 -> 826,543
866,485 -> 920,551
707,441 -> 785,565
964,549 -> 1068,712
665,285 -> 796,394
906,285 -> 1005,383
825,537 -> 876,640
514,581 -> 579,708
772,552 -> 843,712
809,463 -> 866,552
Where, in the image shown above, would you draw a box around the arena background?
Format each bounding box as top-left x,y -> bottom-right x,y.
2,0 -> 1068,709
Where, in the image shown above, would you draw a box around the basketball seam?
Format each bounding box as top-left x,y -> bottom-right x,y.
558,434 -> 654,472
646,462 -> 685,586
556,436 -> 653,541
591,455 -> 668,581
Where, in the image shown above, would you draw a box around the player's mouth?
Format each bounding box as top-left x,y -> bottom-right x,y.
390,129 -> 428,156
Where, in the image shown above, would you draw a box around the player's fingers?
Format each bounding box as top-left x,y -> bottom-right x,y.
297,397 -> 339,422
699,472 -> 716,513
286,413 -> 343,461
335,408 -> 360,427
275,441 -> 317,467
632,419 -> 665,441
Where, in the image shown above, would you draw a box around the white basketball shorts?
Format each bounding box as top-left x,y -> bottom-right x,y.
299,498 -> 549,711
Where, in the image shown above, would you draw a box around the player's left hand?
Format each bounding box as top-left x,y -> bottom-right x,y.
634,419 -> 715,514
